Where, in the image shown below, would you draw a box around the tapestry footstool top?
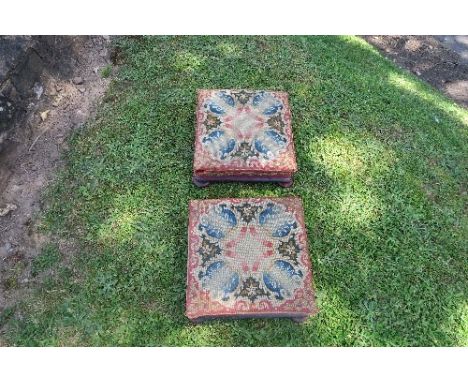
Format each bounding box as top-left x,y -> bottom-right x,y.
193,89 -> 297,182
186,197 -> 317,321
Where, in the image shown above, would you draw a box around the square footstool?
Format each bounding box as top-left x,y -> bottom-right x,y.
186,197 -> 317,322
193,89 -> 297,187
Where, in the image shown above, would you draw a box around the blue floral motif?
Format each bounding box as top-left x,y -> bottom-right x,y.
202,129 -> 224,144
252,91 -> 266,106
263,103 -> 283,115
207,102 -> 225,115
219,138 -> 236,159
218,91 -> 235,107
221,273 -> 240,300
263,272 -> 285,300
273,221 -> 298,238
275,260 -> 303,278
218,204 -> 237,227
198,260 -> 225,280
262,260 -> 304,300
198,222 -> 225,239
259,202 -> 276,225
198,261 -> 240,301
254,139 -> 270,158
265,129 -> 287,145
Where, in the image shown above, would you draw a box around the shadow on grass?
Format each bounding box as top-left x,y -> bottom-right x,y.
3,36 -> 466,346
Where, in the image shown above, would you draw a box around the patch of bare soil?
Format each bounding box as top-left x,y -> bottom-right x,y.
363,35 -> 468,107
0,36 -> 112,311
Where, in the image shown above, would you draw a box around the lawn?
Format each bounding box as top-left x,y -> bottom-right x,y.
2,36 -> 467,346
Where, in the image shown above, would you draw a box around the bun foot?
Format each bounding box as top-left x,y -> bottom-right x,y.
192,177 -> 210,187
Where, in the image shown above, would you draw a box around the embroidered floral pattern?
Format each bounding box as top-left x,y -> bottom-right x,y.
232,141 -> 258,161
194,90 -> 297,176
197,235 -> 222,266
277,235 -> 301,265
232,90 -> 253,105
267,115 -> 286,134
204,114 -> 222,131
187,198 -> 315,318
234,202 -> 260,224
235,276 -> 270,302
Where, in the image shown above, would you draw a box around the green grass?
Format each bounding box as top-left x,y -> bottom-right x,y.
1,36 -> 467,346
31,244 -> 61,277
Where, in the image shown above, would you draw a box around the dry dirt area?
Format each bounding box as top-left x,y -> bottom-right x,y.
363,35 -> 468,107
0,36 -> 112,310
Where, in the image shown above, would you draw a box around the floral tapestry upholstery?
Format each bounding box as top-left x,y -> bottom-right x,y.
186,197 -> 317,321
193,90 -> 297,182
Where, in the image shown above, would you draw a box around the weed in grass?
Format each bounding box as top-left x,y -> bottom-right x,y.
100,64 -> 112,78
